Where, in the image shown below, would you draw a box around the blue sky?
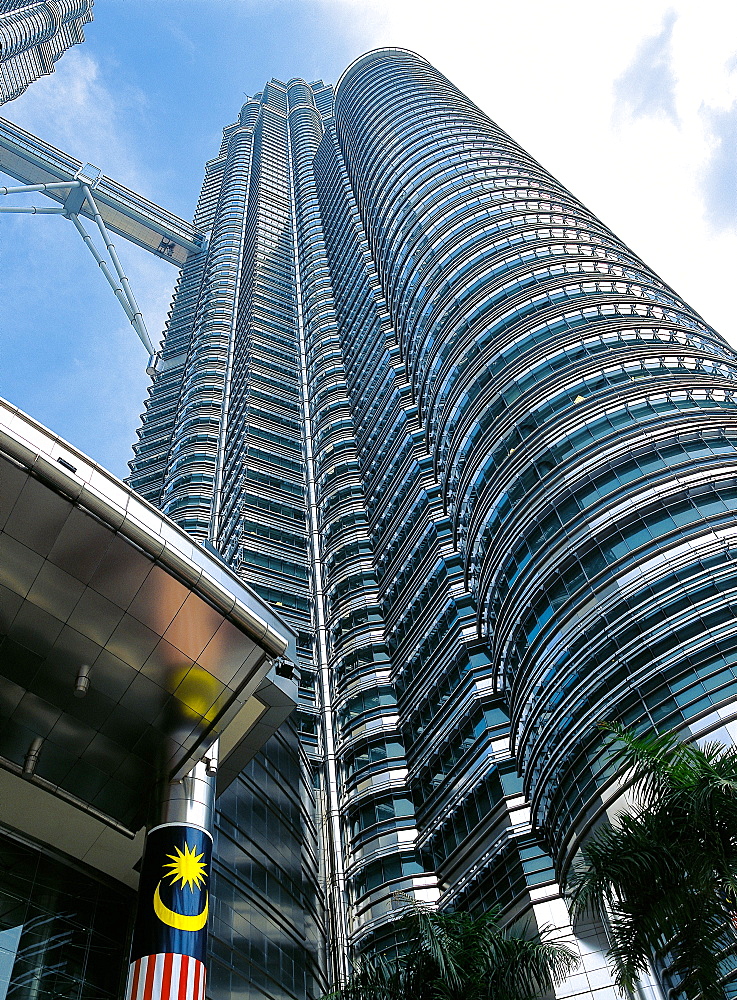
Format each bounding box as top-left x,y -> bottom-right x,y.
2,0 -> 736,478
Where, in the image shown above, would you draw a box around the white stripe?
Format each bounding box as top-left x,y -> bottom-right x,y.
137,956 -> 149,1000
129,957 -> 142,1000
187,954 -> 196,1000
171,955 -> 182,1000
125,952 -> 207,1000
166,954 -> 180,1000
167,953 -> 175,1000
129,957 -> 141,1000
152,952 -> 165,1000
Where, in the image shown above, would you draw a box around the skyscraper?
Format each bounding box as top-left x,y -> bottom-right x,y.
0,0 -> 94,105
130,47 -> 737,999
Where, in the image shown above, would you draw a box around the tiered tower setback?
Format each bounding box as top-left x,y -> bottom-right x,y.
0,0 -> 93,104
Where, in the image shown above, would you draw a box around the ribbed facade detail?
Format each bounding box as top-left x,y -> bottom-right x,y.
129,47 -> 737,1000
335,49 -> 737,885
327,52 -> 567,959
0,0 -> 93,104
130,80 -> 329,1000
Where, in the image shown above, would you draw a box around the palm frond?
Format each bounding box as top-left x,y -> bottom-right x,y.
321,953 -> 407,1000
571,724 -> 737,1000
484,928 -> 579,1000
566,808 -> 682,918
392,891 -> 465,990
328,896 -> 582,1000
599,722 -> 704,806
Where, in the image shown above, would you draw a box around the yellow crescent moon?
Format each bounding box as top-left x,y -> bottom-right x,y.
153,880 -> 208,931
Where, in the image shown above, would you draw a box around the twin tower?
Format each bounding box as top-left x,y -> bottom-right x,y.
129,48 -> 737,1000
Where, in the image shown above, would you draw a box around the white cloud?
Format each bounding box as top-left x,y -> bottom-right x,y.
318,0 -> 737,345
700,103 -> 737,231
4,48 -> 151,192
1,47 -> 177,476
614,10 -> 679,124
4,0 -> 736,475
0,197 -> 175,477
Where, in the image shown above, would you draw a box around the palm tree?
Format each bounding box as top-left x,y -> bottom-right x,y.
566,723 -> 737,1000
323,895 -> 578,1000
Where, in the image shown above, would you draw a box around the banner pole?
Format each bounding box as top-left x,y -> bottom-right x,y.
124,744 -> 218,1000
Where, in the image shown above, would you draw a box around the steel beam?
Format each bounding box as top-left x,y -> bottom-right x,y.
0,116 -> 205,265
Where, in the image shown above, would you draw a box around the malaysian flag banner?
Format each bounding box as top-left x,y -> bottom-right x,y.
124,823 -> 212,1000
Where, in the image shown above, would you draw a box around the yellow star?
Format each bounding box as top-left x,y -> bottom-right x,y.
163,843 -> 208,891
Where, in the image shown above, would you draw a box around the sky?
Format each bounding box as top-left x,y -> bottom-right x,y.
1,0 -> 736,479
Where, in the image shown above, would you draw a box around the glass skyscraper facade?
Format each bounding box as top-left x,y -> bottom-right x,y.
0,0 -> 93,105
129,47 -> 737,999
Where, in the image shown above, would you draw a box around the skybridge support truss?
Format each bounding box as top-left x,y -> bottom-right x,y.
1,168 -> 156,367
0,116 -> 206,372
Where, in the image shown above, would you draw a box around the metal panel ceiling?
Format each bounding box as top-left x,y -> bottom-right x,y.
0,398 -> 297,834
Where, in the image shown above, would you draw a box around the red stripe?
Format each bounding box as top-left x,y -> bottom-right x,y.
143,953 -> 157,1000
200,963 -> 206,1000
178,954 -> 190,1000
161,952 -> 174,1000
128,959 -> 142,1000
192,958 -> 201,1000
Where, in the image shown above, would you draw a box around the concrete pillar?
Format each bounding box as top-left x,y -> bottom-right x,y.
124,746 -> 217,1000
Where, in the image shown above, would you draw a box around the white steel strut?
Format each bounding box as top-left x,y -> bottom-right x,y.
1,163 -> 156,371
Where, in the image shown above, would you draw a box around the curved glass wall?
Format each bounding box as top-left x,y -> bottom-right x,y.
129,46 -> 737,999
208,726 -> 324,1000
329,52 -> 572,953
310,115 -> 438,955
334,47 -> 737,881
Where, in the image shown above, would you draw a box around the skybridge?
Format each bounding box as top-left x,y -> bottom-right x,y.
0,116 -> 207,362
0,116 -> 204,264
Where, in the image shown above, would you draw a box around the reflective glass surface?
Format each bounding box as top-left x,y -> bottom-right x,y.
128,46 -> 737,997
0,828 -> 133,1000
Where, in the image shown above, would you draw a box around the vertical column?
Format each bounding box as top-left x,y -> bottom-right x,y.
124,751 -> 217,1000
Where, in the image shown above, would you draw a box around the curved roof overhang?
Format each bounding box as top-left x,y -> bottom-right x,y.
0,399 -> 297,882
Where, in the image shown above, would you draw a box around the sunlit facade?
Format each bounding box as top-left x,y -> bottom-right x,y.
0,0 -> 93,105
130,47 -> 737,999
